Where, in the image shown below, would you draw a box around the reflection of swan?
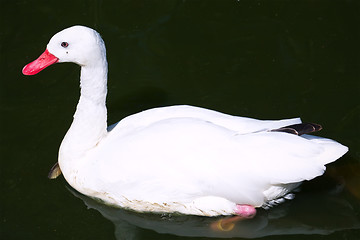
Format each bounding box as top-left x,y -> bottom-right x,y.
68,179 -> 360,239
23,25 -> 348,217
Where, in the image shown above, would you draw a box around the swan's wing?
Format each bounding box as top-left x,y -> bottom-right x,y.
110,105 -> 302,134
94,118 -> 347,206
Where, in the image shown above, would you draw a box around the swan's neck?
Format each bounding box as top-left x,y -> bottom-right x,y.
59,61 -> 108,163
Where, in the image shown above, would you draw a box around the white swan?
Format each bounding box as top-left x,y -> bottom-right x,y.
22,26 -> 348,217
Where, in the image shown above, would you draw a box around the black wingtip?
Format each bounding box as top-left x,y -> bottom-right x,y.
48,162 -> 62,179
271,123 -> 323,136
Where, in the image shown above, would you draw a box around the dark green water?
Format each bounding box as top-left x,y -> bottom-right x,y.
1,0 -> 359,239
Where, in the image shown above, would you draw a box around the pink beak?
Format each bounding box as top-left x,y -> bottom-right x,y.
22,49 -> 59,75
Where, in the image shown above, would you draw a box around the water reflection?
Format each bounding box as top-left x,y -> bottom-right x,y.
68,176 -> 360,239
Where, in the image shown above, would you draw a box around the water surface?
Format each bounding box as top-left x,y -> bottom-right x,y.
1,1 -> 359,239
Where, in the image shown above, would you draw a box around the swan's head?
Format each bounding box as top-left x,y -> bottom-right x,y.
22,25 -> 106,75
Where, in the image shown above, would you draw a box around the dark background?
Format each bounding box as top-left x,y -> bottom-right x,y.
1,0 -> 359,239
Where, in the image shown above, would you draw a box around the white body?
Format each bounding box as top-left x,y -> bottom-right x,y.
33,26 -> 348,216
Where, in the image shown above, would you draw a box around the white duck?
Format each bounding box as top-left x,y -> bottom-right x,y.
22,26 -> 348,217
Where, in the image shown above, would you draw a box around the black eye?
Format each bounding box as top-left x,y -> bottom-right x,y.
61,42 -> 69,48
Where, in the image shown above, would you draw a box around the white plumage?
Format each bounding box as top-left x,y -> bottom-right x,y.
23,26 -> 348,216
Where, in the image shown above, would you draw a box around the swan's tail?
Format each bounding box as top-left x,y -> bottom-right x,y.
271,122 -> 348,165
302,134 -> 349,165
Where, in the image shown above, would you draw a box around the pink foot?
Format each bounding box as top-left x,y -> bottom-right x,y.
234,204 -> 256,218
